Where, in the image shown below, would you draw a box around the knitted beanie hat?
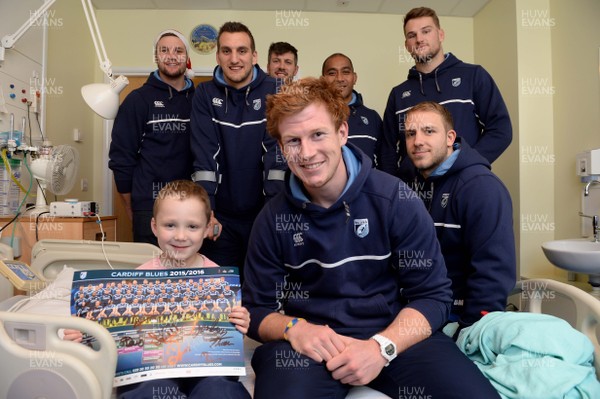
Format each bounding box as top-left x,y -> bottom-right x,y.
154,29 -> 194,79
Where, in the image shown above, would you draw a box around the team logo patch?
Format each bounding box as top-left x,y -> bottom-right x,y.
253,99 -> 262,110
441,193 -> 450,208
361,116 -> 369,125
353,219 -> 369,238
452,78 -> 461,87
402,90 -> 411,98
80,271 -> 87,279
293,232 -> 304,246
154,101 -> 165,108
212,97 -> 223,107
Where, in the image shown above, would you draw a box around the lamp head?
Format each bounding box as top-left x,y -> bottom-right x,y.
81,75 -> 129,119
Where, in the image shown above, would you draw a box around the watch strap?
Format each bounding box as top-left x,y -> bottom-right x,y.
371,333 -> 397,365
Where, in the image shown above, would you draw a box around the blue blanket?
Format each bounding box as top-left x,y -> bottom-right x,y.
456,312 -> 600,399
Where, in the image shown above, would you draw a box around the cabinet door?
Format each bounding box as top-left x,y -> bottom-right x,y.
83,219 -> 116,241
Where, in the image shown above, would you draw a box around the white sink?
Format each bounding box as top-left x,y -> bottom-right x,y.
542,238 -> 600,274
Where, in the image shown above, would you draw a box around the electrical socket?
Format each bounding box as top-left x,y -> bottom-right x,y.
81,178 -> 88,192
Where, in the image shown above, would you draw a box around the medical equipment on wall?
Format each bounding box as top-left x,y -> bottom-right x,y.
0,156 -> 21,216
2,0 -> 128,119
0,0 -> 57,64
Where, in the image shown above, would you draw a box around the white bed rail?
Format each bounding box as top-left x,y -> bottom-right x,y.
30,239 -> 161,281
516,278 -> 600,378
0,310 -> 117,399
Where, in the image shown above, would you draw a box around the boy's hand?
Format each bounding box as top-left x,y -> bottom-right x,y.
229,306 -> 250,334
63,329 -> 84,343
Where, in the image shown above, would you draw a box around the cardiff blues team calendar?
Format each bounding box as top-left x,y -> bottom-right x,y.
70,267 -> 245,387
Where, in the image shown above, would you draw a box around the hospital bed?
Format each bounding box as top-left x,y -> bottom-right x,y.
514,278 -> 600,379
0,239 -> 157,399
0,239 -> 161,311
0,242 -> 14,260
29,239 -> 161,280
0,310 -> 117,399
0,239 -> 599,398
0,242 -> 15,302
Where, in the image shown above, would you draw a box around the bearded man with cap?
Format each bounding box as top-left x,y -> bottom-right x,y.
109,29 -> 196,246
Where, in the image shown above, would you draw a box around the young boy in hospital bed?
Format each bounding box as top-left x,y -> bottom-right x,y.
26,180 -> 252,399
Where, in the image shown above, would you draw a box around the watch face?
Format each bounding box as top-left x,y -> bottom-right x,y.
384,344 -> 395,356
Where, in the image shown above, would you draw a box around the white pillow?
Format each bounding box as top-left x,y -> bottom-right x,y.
17,266 -> 74,316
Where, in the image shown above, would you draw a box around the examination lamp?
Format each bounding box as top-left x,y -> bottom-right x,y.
0,0 -> 57,64
1,0 -> 128,120
80,0 -> 128,120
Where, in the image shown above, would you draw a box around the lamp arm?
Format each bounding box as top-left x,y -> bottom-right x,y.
0,0 -> 57,62
80,0 -> 113,77
79,0 -> 128,119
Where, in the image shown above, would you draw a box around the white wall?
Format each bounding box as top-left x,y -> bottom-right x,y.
45,1 -> 96,206
516,0 -> 556,278
474,0 -> 520,276
476,0 -> 600,282
550,0 -> 600,282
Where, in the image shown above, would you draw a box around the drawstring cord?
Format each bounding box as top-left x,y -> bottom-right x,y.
245,86 -> 251,106
343,201 -> 350,223
417,69 -> 442,95
225,88 -> 229,114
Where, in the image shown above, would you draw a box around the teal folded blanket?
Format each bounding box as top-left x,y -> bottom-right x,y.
457,311 -> 600,399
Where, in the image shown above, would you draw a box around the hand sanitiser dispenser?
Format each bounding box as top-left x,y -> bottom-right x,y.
579,148 -> 600,240
577,148 -> 600,177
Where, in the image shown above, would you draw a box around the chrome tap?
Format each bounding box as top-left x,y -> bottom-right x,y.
584,180 -> 600,196
579,212 -> 600,242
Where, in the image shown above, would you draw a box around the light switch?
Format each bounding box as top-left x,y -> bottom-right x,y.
73,128 -> 82,142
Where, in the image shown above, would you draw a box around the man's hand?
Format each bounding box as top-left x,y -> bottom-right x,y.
207,211 -> 222,241
119,193 -> 132,221
285,320 -> 346,363
326,336 -> 387,385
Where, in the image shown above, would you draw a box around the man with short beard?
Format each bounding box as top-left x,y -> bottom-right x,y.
191,22 -> 283,275
380,7 -> 512,182
266,41 -> 299,85
109,29 -> 195,245
404,101 -> 516,339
